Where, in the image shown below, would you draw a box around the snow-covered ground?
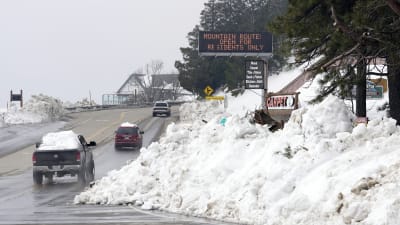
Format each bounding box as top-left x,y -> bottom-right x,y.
72,66 -> 397,225
0,121 -> 66,157
1,63 -> 393,225
0,94 -> 67,156
0,94 -> 65,128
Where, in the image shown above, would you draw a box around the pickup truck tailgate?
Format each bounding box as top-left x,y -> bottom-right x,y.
33,150 -> 80,166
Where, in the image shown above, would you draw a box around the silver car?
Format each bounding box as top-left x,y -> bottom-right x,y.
152,101 -> 171,117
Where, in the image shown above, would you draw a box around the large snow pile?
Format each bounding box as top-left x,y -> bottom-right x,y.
63,98 -> 97,108
38,130 -> 80,151
0,94 -> 65,127
74,93 -> 400,225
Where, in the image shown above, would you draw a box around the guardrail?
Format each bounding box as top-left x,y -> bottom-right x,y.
64,101 -> 188,113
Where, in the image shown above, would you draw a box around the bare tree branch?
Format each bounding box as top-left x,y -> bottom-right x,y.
386,0 -> 400,16
330,5 -> 357,40
321,43 -> 361,71
151,60 -> 164,75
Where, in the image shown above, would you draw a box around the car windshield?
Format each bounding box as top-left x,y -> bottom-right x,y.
117,127 -> 138,135
155,103 -> 167,107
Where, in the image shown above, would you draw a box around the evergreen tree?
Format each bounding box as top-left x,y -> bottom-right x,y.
269,0 -> 400,123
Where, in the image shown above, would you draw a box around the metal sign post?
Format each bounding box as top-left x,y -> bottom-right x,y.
263,59 -> 268,109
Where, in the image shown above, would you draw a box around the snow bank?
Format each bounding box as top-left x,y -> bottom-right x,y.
63,98 -> 97,108
0,94 -> 65,127
24,94 -> 65,120
74,93 -> 400,225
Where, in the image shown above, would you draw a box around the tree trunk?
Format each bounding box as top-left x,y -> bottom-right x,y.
387,55 -> 400,125
355,60 -> 367,118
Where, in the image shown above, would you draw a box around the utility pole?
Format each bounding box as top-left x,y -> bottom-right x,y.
89,90 -> 92,106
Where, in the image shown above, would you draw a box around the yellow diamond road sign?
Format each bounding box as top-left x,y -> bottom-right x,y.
204,85 -> 214,96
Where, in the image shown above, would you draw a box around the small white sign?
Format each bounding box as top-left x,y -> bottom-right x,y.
266,95 -> 296,109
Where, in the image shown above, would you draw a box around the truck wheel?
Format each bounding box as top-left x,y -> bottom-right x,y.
33,172 -> 43,185
47,174 -> 54,183
87,161 -> 95,182
78,169 -> 86,185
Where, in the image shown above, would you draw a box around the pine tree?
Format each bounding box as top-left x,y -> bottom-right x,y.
269,0 -> 400,123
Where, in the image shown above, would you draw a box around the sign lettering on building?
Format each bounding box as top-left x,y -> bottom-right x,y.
266,94 -> 297,110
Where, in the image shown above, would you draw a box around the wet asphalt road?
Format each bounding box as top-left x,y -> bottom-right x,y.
0,107 -> 229,225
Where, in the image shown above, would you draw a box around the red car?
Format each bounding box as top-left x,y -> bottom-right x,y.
114,122 -> 144,150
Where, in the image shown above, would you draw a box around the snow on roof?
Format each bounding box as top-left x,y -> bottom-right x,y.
120,122 -> 137,127
38,130 -> 81,151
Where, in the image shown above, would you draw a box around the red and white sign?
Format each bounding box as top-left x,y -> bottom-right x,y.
266,95 -> 296,109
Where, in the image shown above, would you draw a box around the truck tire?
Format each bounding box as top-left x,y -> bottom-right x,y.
33,172 -> 43,185
87,161 -> 95,182
47,174 -> 54,183
78,169 -> 86,184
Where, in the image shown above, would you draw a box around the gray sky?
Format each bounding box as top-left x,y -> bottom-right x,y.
0,0 -> 206,106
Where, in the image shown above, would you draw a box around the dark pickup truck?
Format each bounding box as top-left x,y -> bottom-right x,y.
32,131 -> 96,185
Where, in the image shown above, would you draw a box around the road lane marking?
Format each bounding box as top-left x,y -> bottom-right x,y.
87,112 -> 126,141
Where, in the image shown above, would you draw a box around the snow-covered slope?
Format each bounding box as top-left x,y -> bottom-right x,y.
0,94 -> 65,127
74,68 -> 398,225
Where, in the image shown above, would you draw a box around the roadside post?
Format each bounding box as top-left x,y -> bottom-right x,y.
264,59 -> 268,108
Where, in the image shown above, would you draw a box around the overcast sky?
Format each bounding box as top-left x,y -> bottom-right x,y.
0,0 -> 206,106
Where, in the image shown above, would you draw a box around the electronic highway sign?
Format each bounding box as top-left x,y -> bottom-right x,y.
198,31 -> 273,57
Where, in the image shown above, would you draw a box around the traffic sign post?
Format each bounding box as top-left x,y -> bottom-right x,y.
263,59 -> 268,109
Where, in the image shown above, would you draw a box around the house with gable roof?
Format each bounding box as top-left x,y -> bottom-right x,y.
102,73 -> 146,105
102,73 -> 187,105
150,74 -> 181,101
